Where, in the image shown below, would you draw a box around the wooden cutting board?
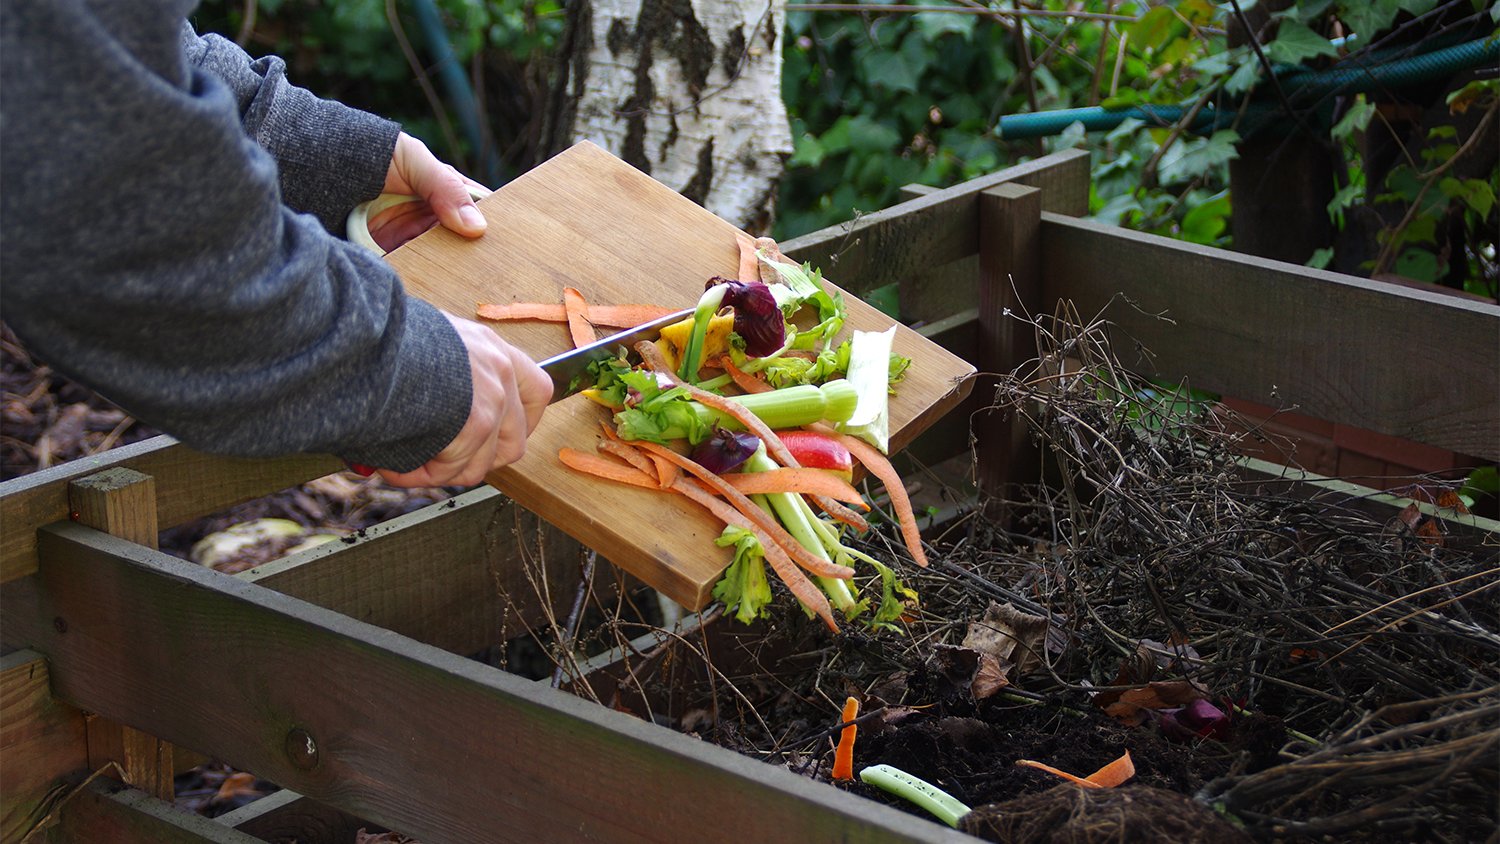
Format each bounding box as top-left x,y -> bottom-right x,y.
386,141 -> 974,609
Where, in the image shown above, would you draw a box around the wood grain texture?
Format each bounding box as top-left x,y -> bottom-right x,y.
1041,214 -> 1500,460
1,652 -> 88,844
385,141 -> 975,609
0,436 -> 340,584
976,185 -> 1043,501
47,779 -> 261,844
239,487 -> 586,656
68,470 -> 175,802
780,148 -> 1089,295
218,789 -> 373,843
14,524 -> 969,844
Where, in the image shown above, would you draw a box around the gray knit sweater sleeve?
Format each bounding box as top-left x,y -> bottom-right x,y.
0,0 -> 472,472
181,25 -> 395,233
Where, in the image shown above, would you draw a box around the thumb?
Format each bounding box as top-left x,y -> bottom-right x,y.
420,171 -> 488,239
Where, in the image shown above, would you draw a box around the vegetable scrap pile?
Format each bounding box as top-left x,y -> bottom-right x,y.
524,302 -> 1497,844
478,236 -> 923,632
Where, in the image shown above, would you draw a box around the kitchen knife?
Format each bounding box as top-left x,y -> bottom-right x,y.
348,306 -> 692,476
538,308 -> 693,403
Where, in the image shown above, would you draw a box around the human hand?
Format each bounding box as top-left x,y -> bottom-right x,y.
375,314 -> 552,488
368,133 -> 490,252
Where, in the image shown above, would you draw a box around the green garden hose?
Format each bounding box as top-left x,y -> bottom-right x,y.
996,36 -> 1499,140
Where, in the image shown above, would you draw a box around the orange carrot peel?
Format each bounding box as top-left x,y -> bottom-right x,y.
1015,750 -> 1135,789
476,302 -> 680,328
563,287 -> 596,348
832,696 -> 860,781
810,423 -> 928,568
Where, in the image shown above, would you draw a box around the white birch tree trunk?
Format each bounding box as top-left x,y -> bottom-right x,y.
549,0 -> 792,232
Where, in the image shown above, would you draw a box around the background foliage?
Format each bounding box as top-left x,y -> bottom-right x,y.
195,0 -> 1498,296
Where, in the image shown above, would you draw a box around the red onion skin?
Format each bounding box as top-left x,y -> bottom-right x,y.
691,429 -> 762,474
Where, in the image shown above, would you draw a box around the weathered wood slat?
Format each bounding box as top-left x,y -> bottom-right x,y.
1,652 -> 88,844
69,468 -> 176,801
217,789 -> 373,842
48,780 -> 262,844
976,185 -> 1044,501
238,487 -> 585,656
781,149 -> 1089,295
0,436 -> 340,584
1041,214 -> 1500,460
10,524 -> 968,844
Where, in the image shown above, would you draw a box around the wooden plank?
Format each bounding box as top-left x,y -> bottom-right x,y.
385,141 -> 975,611
976,185 -> 1043,502
218,789 -> 373,843
1235,456 -> 1500,547
68,469 -> 175,801
781,149 -> 1089,296
10,524 -> 968,844
239,487 -> 586,656
1,652 -> 88,844
907,310 -> 983,468
0,435 -> 340,584
1041,214 -> 1500,460
47,779 -> 261,844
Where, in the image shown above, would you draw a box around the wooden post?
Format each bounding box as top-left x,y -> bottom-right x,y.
68,468 -> 177,801
976,184 -> 1043,510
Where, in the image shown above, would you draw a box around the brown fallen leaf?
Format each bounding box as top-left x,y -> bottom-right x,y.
962,601 -> 1048,680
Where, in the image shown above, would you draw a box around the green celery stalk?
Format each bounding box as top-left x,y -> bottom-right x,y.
859,765 -> 971,828
745,448 -> 857,614
678,284 -> 729,382
618,380 -> 859,442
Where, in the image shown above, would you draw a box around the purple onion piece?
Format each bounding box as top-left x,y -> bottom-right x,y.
691,429 -> 762,474
1159,698 -> 1230,743
718,280 -> 785,357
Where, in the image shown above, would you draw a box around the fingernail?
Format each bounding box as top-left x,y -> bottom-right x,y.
460,205 -> 486,231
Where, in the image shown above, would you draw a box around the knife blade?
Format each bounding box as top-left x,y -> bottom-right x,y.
538,308 -> 693,403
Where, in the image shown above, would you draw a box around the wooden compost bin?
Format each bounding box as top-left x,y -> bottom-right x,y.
2,149 -> 1496,844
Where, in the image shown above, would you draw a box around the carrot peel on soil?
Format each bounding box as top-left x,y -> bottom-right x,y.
832,696 -> 860,781
1015,750 -> 1135,789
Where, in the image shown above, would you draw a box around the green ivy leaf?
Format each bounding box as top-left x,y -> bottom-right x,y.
1337,0 -> 1402,38
1130,6 -> 1181,54
1226,55 -> 1263,95
1331,98 -> 1376,141
861,50 -> 919,94
1440,177 -> 1496,219
1180,190 -> 1231,244
847,115 -> 904,153
913,0 -> 976,40
1265,20 -> 1339,64
1158,130 -> 1241,184
1306,247 -> 1336,269
788,132 -> 825,168
1394,248 -> 1441,282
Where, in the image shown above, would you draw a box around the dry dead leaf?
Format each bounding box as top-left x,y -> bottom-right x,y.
962,601 -> 1048,680
971,653 -> 1012,700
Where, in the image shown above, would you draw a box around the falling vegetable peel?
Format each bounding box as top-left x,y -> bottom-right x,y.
548,236 -> 925,631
